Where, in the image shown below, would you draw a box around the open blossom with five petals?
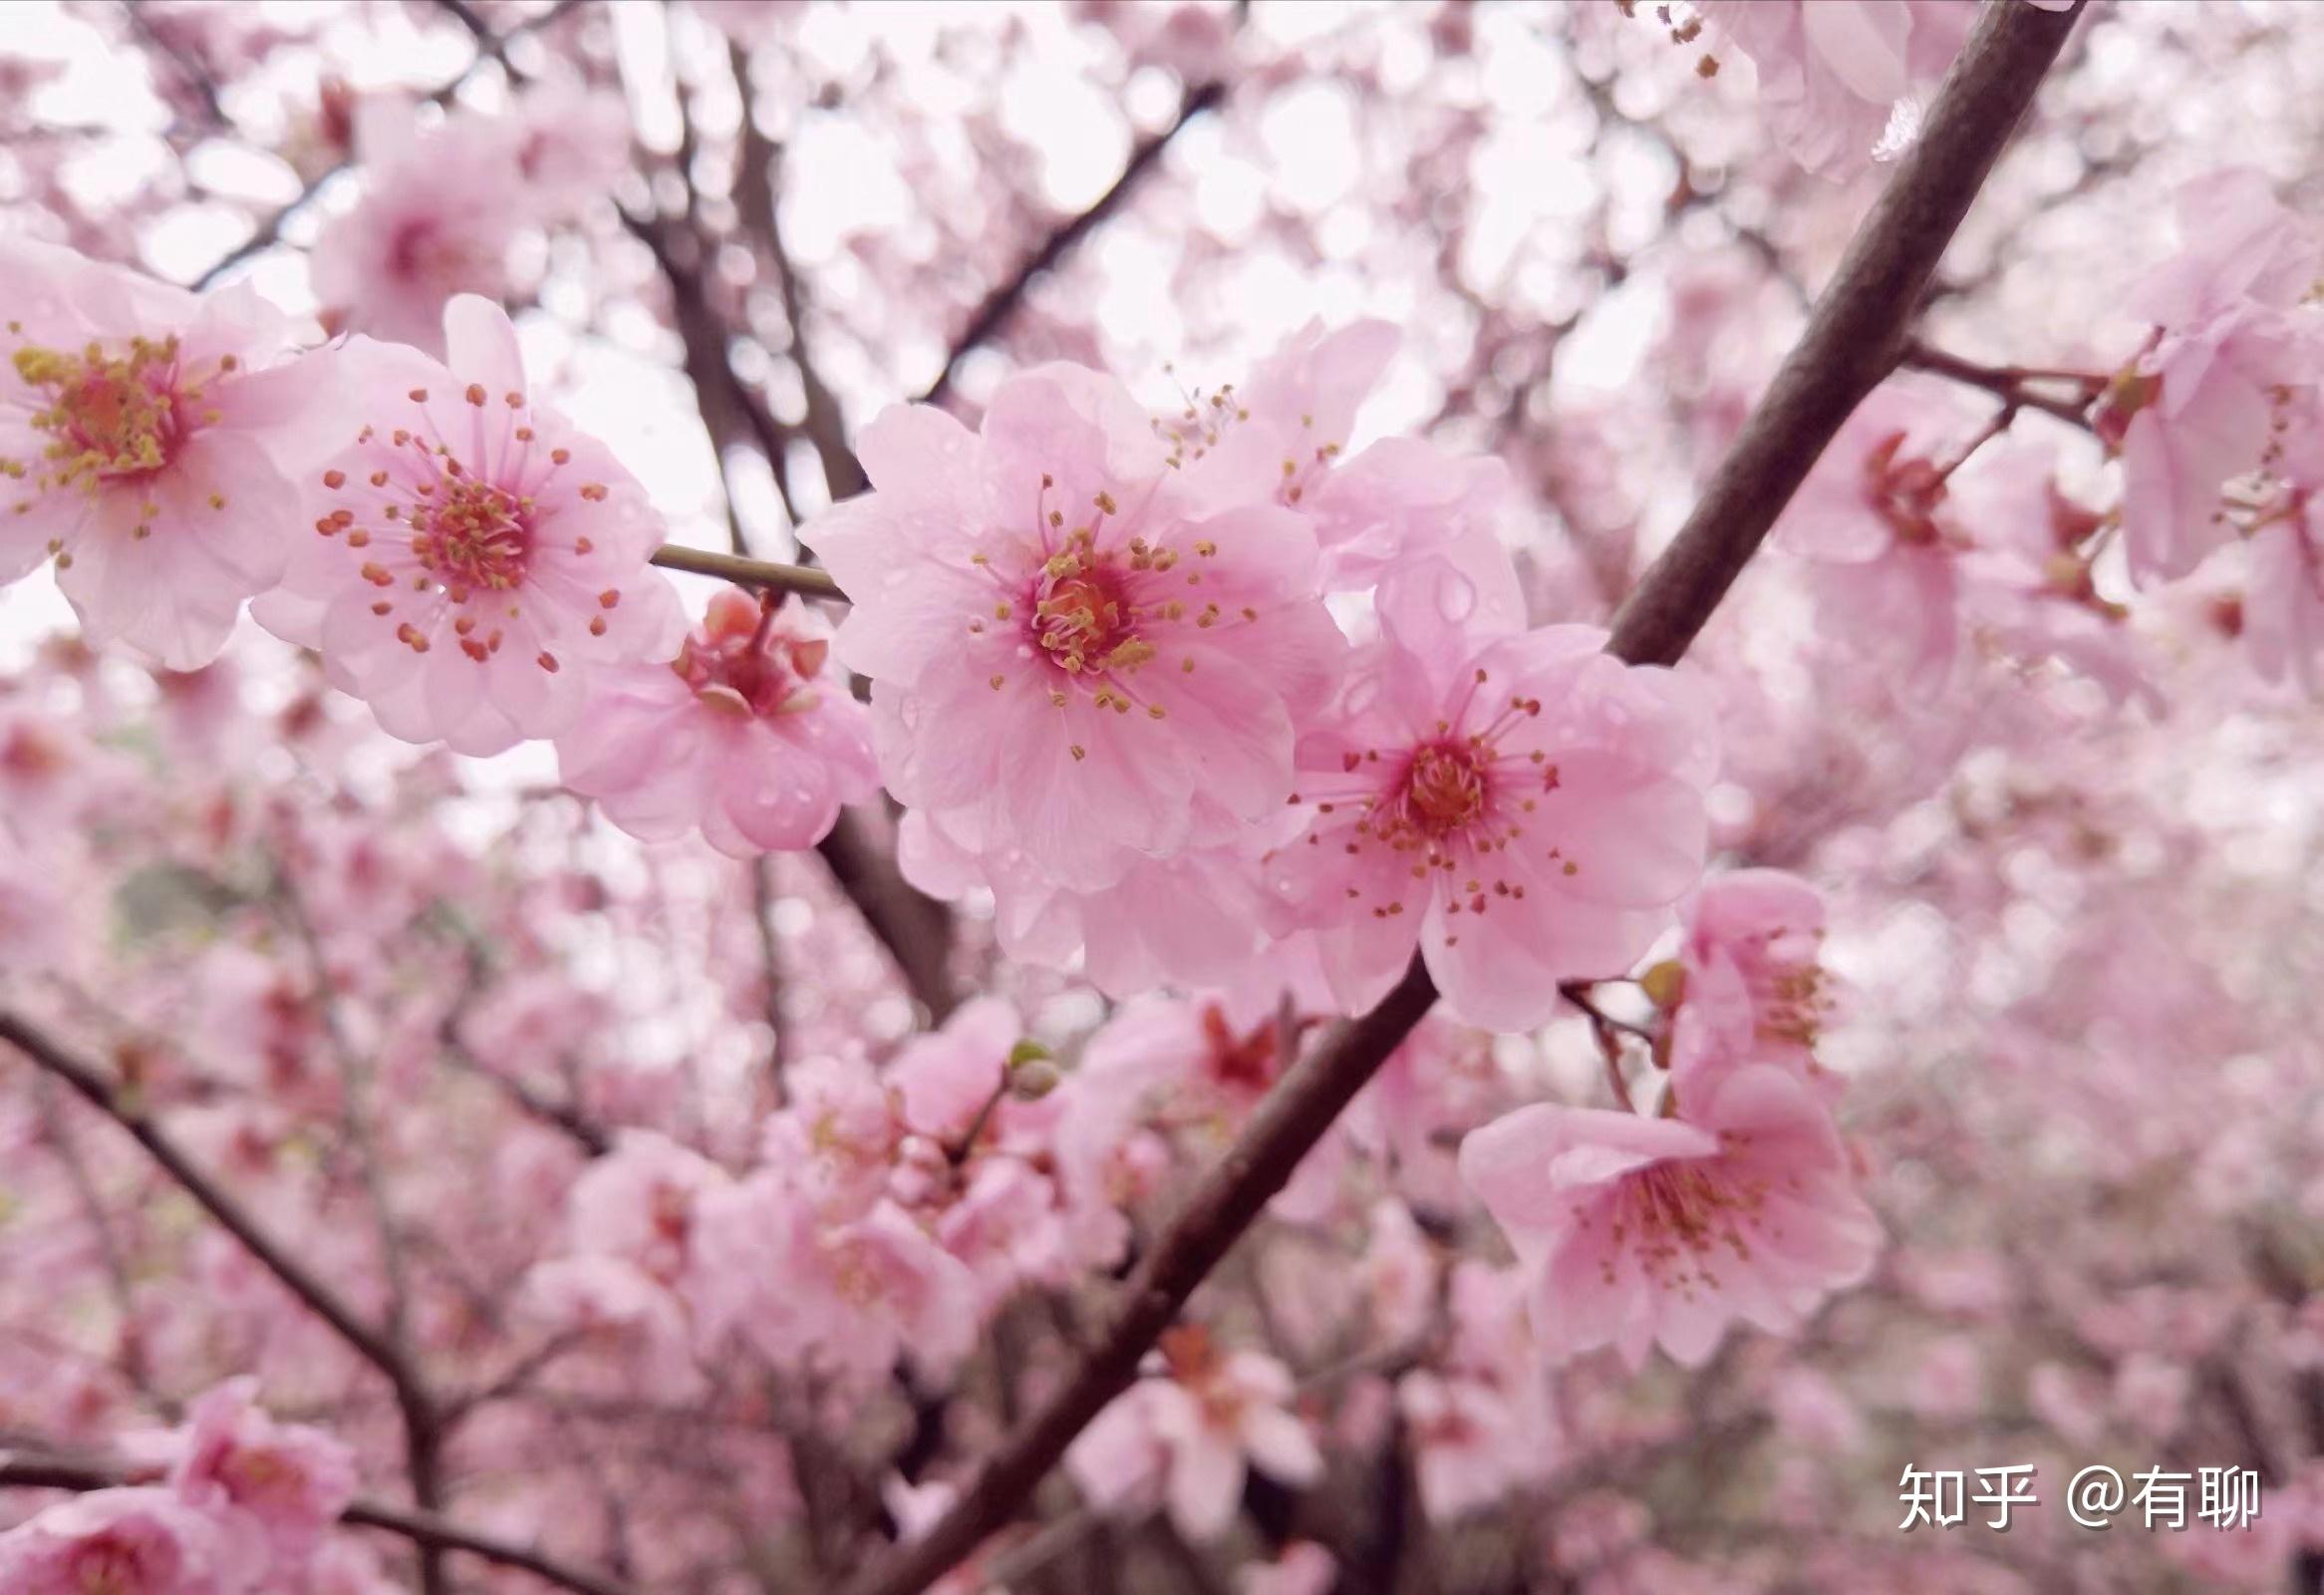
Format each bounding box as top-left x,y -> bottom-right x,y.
1066,1327 -> 1322,1541
169,1378 -> 359,1566
254,296 -> 682,756
688,1178 -> 978,1384
310,101 -> 525,356
807,364 -> 1345,889
0,240 -> 331,669
1396,1370 -> 1538,1522
556,588 -> 877,855
1459,1066 -> 1880,1371
1263,620 -> 1715,1032
0,1488 -> 233,1595
564,1128 -> 731,1289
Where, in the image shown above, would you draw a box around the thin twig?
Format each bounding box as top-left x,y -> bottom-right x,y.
0,1011 -> 415,1395
648,543 -> 843,599
920,82 -> 1226,407
1898,339 -> 2104,432
837,6 -> 2086,1591
188,0 -> 581,289
0,1451 -> 646,1595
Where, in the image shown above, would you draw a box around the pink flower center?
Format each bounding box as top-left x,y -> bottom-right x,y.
66,1537 -> 150,1595
387,216 -> 496,290
5,336 -> 228,528
675,592 -> 828,718
1198,1004 -> 1282,1099
1035,567 -> 1137,674
1287,673 -> 1561,929
1418,1407 -> 1477,1448
220,1446 -> 300,1508
320,393 -> 615,672
1394,742 -> 1489,837
1606,1149 -> 1768,1290
412,475 -> 531,592
830,1236 -> 894,1308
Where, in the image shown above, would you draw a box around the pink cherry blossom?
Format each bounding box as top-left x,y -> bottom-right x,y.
557,588 -> 877,855
0,1488 -> 232,1595
2130,168 -> 2324,334
934,1157 -> 1068,1310
808,362 -> 1345,889
1774,383 -> 1978,691
777,1195 -> 981,1382
168,1378 -> 358,1563
758,1054 -> 905,1221
564,1128 -> 730,1289
2107,305 -> 2319,587
1945,442 -> 2159,709
1170,319 -> 1393,514
0,239 -> 330,668
1357,1198 -> 1439,1348
2242,492 -> 2324,692
1691,2 -> 1977,176
253,296 -> 683,755
505,80 -> 633,218
688,1176 -> 976,1383
1662,869 -> 1833,1097
2101,170 -> 2324,587
521,1254 -> 706,1403
1066,1328 -> 1321,1541
1395,1371 -> 1535,1522
1263,621 -> 1715,1030
884,995 -> 1015,1147
309,101 -> 524,356
1459,1066 -> 1880,1370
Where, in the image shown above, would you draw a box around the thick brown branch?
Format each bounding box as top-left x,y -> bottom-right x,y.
626,208 -> 803,530
920,83 -> 1225,408
0,1452 -> 643,1595
1608,3 -> 2084,667
839,6 -> 2085,1592
816,808 -> 959,1023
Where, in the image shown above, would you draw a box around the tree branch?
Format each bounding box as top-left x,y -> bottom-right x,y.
837,5 -> 2086,1591
815,809 -> 959,1023
188,0 -> 579,290
919,82 -> 1225,408
1898,338 -> 2105,431
0,1012 -> 422,1410
729,45 -> 870,504
0,1452 -> 644,1595
648,543 -> 842,599
1605,4 -> 2085,668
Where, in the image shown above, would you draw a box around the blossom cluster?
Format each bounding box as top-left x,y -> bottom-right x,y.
821,326 -> 1721,1032
0,241 -> 873,852
0,226 -> 1878,1435
0,1381 -> 378,1595
1744,167 -> 2324,713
